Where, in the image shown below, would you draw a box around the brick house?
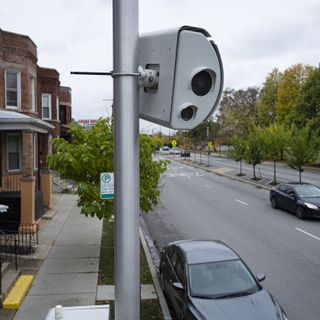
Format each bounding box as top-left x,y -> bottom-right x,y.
0,29 -> 72,232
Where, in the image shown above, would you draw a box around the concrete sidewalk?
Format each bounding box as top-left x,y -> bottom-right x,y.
13,194 -> 103,320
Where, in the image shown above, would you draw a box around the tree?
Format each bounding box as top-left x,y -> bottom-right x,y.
276,64 -> 314,124
285,124 -> 320,183
48,118 -> 168,219
230,135 -> 246,176
149,134 -> 163,150
261,124 -> 288,184
176,117 -> 223,152
294,67 -> 320,131
216,87 -> 260,141
257,68 -> 283,127
243,129 -> 265,180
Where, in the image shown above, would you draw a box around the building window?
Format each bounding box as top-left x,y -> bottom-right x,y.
7,133 -> 21,171
5,70 -> 21,109
56,97 -> 60,121
42,93 -> 51,119
30,77 -> 36,111
59,105 -> 67,124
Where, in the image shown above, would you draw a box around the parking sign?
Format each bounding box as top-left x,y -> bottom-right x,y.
100,172 -> 114,199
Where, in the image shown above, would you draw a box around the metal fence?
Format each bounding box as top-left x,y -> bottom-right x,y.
0,222 -> 39,256
0,224 -> 39,278
0,222 -> 39,294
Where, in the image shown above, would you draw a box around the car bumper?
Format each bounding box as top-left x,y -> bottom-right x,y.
304,208 -> 320,218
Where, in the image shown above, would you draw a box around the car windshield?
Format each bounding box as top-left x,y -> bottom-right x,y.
188,259 -> 259,299
294,185 -> 320,198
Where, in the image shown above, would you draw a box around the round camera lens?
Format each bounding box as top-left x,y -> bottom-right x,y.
191,70 -> 213,96
181,106 -> 195,121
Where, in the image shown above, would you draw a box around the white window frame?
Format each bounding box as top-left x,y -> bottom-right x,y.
7,133 -> 21,172
30,76 -> 36,112
34,133 -> 38,170
42,93 -> 52,120
56,97 -> 60,121
5,70 -> 21,109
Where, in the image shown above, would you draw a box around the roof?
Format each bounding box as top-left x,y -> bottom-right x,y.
0,110 -> 54,133
173,240 -> 239,264
0,28 -> 37,49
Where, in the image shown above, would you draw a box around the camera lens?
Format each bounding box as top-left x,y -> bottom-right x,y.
191,70 -> 213,96
181,106 -> 195,121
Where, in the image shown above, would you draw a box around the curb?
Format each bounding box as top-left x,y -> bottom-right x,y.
139,227 -> 172,320
2,275 -> 34,310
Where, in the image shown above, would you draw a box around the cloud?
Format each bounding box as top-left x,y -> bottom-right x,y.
1,0 -> 320,128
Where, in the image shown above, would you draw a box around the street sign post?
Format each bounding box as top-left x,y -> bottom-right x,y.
100,173 -> 114,199
113,0 -> 140,319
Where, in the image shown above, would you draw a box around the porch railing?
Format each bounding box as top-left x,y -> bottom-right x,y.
0,174 -> 22,193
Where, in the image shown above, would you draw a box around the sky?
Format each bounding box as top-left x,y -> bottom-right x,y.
1,0 -> 320,134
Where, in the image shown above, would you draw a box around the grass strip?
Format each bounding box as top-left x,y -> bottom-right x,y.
98,218 -> 164,319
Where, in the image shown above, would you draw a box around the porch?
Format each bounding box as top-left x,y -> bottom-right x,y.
0,110 -> 54,233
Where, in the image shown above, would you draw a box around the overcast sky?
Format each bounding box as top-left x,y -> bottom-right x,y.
1,0 -> 319,133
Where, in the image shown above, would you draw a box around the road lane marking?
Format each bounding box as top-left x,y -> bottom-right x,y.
178,172 -> 191,178
236,199 -> 248,206
205,184 -> 212,189
295,228 -> 320,241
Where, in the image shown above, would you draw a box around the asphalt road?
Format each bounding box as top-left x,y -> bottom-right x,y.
143,160 -> 320,320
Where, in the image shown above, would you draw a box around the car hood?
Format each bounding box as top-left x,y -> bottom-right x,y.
301,198 -> 320,206
191,290 -> 282,320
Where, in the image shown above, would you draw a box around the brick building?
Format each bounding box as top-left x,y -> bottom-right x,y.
0,29 -> 72,232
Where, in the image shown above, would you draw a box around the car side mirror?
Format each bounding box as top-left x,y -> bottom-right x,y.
172,282 -> 184,291
256,273 -> 266,282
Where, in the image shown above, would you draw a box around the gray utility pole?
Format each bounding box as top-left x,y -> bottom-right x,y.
113,0 -> 140,320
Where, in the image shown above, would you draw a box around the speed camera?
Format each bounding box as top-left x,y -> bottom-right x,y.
138,26 -> 223,130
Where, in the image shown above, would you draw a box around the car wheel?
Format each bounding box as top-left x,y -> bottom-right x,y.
159,269 -> 166,294
270,196 -> 278,209
296,206 -> 305,219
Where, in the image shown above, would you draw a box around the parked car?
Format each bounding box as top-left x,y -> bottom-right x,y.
270,182 -> 320,219
160,240 -> 288,320
180,150 -> 191,157
170,148 -> 181,155
161,146 -> 170,154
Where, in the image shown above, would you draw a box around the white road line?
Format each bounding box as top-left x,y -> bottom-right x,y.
295,228 -> 320,241
236,199 -> 248,206
205,184 -> 212,189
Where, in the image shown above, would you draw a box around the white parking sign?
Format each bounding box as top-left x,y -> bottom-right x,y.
100,172 -> 114,199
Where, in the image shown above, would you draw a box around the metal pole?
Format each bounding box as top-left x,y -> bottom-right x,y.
113,1 -> 140,320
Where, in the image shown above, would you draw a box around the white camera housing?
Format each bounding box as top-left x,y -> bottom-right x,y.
138,26 -> 223,130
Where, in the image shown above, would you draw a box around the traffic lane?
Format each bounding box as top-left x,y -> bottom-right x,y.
144,161 -> 320,320
156,160 -> 320,275
162,160 -> 320,257
172,159 -> 320,246
162,163 -> 320,268
152,174 -> 320,320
